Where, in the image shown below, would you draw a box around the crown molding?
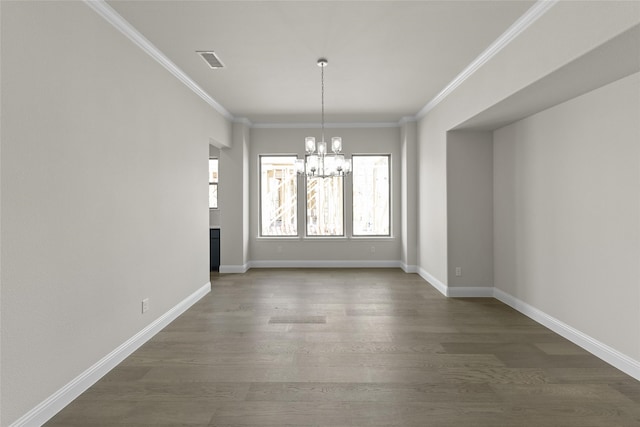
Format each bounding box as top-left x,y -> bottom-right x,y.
416,0 -> 558,120
84,0 -> 557,127
251,122 -> 400,129
234,117 -> 253,127
83,0 -> 234,121
398,116 -> 417,125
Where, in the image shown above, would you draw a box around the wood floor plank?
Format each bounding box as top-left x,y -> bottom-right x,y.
72,382 -> 250,403
45,269 -> 640,426
269,315 -> 327,324
244,382 -> 497,403
293,352 -> 506,369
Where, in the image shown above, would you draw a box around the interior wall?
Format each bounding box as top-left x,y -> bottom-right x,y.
242,124 -> 251,265
249,126 -> 402,264
0,2 -> 3,425
494,73 -> 640,361
417,113 -> 448,284
0,2 -> 230,424
417,1 -> 640,287
400,120 -> 418,270
446,131 -> 493,287
219,121 -> 251,271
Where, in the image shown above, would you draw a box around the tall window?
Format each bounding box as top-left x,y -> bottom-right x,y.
352,155 -> 390,236
306,175 -> 344,236
209,158 -> 218,209
260,156 -> 298,236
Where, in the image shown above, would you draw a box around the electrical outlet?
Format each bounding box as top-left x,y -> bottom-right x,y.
142,298 -> 149,314
455,267 -> 462,277
277,245 -> 283,253
370,246 -> 376,254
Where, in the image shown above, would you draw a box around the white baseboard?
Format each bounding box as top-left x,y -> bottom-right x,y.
415,269 -> 640,381
220,261 -> 420,274
249,260 -> 402,269
11,282 -> 211,427
219,264 -> 250,273
447,286 -> 494,297
400,263 -> 418,273
493,288 -> 640,381
416,268 -> 497,298
417,267 -> 448,296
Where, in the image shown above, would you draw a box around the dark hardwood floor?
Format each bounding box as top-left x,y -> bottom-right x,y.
46,269 -> 640,426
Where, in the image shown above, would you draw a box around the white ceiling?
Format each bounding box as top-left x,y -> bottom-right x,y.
107,0 -> 536,124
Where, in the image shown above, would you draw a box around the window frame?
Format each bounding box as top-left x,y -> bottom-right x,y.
209,157 -> 218,210
351,153 -> 391,237
259,154 -> 300,237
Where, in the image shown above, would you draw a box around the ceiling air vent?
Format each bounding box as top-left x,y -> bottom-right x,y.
197,51 -> 224,69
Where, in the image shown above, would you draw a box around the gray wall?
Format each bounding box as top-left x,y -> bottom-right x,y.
417,1 -> 639,287
400,120 -> 418,270
0,2 -> 230,424
219,121 -> 251,271
446,131 -> 493,287
494,73 -> 640,360
248,126 -> 402,265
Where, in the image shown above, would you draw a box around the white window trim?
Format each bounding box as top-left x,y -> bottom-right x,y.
256,153 -> 393,239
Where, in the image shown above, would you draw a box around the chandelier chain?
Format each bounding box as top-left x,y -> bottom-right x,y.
321,63 -> 325,142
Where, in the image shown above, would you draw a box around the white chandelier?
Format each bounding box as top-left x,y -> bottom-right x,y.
295,58 -> 351,178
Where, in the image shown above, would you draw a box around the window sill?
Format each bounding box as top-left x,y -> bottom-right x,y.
255,235 -> 395,242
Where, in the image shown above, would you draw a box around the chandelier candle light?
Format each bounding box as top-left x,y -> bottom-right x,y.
295,58 -> 351,178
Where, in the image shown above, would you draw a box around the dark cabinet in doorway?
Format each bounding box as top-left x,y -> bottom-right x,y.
210,228 -> 220,271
